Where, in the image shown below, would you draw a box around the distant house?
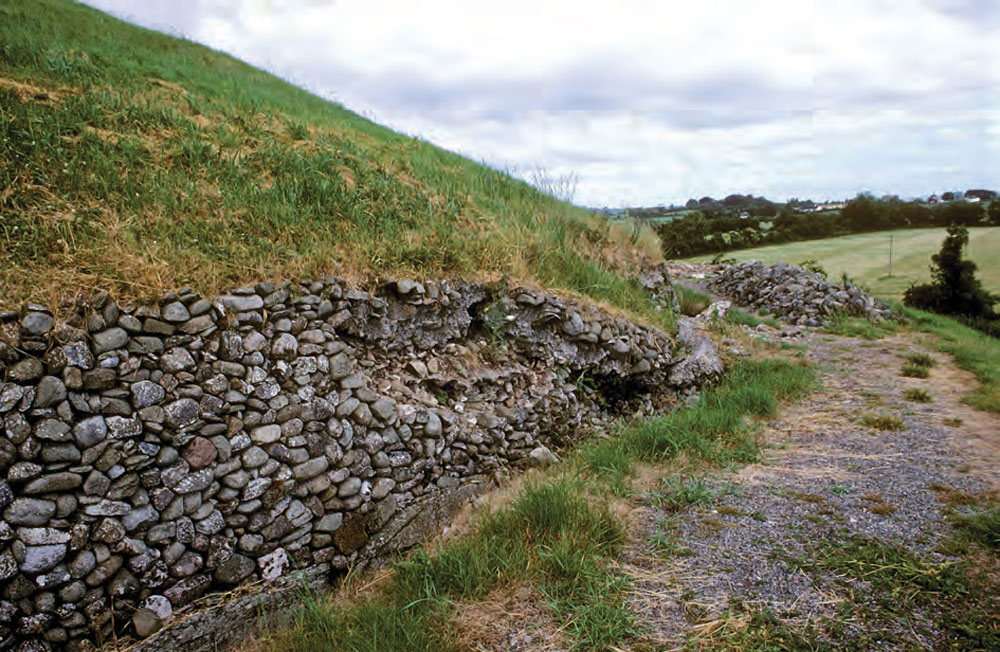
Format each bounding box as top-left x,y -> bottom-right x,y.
739,211 -> 750,219
968,196 -> 981,203
928,195 -> 940,204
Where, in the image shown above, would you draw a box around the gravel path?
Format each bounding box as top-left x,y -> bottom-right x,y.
623,329 -> 1000,649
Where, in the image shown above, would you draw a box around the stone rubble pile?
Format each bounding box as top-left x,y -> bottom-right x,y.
0,275 -> 717,651
708,261 -> 892,326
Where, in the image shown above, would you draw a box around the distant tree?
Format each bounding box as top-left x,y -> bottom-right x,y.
723,194 -> 748,206
965,189 -> 997,201
903,225 -> 997,319
989,200 -> 1000,226
942,191 -> 956,201
934,200 -> 985,226
685,198 -> 699,210
698,196 -> 715,204
840,194 -> 879,232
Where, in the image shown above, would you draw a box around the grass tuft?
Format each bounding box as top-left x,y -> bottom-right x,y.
900,362 -> 930,378
903,387 -> 933,403
674,284 -> 711,316
859,412 -> 905,431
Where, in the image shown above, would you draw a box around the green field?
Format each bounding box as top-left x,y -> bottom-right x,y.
685,227 -> 1000,301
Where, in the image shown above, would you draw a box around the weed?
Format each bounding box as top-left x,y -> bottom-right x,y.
903,352 -> 936,368
951,506 -> 1000,549
903,387 -> 933,403
788,490 -> 826,504
727,308 -> 781,329
803,535 -> 1000,649
647,518 -> 694,558
859,412 -> 905,431
481,299 -> 508,350
900,362 -> 929,378
648,476 -> 727,513
827,484 -> 853,496
822,314 -> 896,340
674,284 -> 710,317
943,417 -> 964,427
684,608 -> 834,651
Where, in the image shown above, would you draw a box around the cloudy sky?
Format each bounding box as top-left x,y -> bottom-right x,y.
84,0 -> 1000,207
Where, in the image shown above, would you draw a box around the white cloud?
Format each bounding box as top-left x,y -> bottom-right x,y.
83,0 -> 1000,205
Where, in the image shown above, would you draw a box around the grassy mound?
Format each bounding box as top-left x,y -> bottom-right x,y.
0,0 -> 663,322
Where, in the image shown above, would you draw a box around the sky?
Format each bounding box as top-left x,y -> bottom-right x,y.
83,0 -> 1000,207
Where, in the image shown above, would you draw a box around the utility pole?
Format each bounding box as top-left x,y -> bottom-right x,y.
888,234 -> 894,277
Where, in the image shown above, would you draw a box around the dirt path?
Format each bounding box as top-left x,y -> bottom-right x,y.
623,330 -> 1000,650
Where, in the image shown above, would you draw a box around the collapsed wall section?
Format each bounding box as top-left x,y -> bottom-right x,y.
0,277 -> 716,651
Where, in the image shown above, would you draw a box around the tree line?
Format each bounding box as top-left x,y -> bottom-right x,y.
656,194 -> 1000,258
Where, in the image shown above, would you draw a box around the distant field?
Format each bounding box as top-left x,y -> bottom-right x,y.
684,227 -> 1000,301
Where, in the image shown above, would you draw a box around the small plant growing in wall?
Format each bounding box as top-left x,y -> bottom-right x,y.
483,299 -> 509,350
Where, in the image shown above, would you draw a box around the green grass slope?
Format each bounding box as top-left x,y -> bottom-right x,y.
684,227 -> 1000,301
0,0 -> 665,323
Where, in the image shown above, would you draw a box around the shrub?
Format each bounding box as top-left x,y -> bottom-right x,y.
903,225 -> 997,322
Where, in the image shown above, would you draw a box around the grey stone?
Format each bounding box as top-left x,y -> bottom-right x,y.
24,472 -> 82,494
0,550 -> 15,581
165,398 -> 200,429
123,505 -> 159,531
33,375 -> 66,407
161,348 -> 196,373
214,553 -> 255,584
22,311 -> 53,335
242,446 -> 268,469
329,352 -> 352,379
272,333 -> 298,359
337,477 -> 362,498
251,424 -> 282,445
15,527 -> 71,545
132,608 -> 163,638
529,445 -> 560,467
93,327 -> 129,353
35,418 -> 71,441
170,468 -> 213,494
74,416 -> 107,447
220,294 -> 264,313
370,397 -> 396,422
20,544 -> 67,574
5,498 -> 56,525
161,301 -> 190,322
6,463 -> 39,482
84,500 -> 130,517
424,411 -> 443,437
10,358 -> 44,382
257,547 -> 289,580
292,456 -> 328,481
131,380 -> 165,408
62,341 -> 95,369
106,416 -> 142,439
